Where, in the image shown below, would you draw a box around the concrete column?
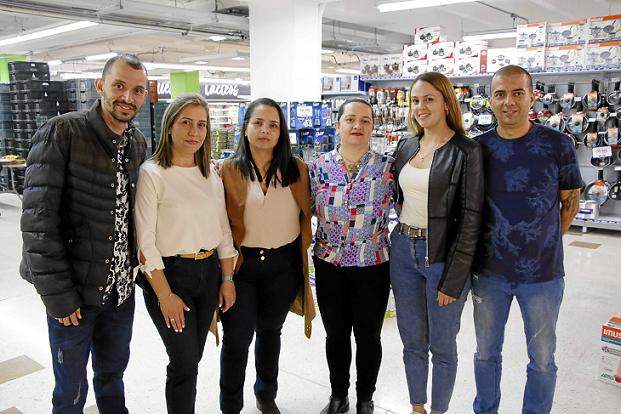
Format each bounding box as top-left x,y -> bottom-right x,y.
248,0 -> 324,102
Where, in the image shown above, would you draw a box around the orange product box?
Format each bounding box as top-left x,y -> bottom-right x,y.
547,19 -> 588,46
589,14 -> 621,42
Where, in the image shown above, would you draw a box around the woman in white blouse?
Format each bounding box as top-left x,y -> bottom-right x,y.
135,93 -> 237,414
219,98 -> 314,414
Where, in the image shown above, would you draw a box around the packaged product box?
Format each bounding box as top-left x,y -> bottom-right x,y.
428,42 -> 455,61
380,54 -> 403,76
403,44 -> 428,60
516,22 -> 547,48
360,55 -> 380,77
427,58 -> 454,75
321,76 -> 340,93
585,41 -> 621,69
320,101 -> 333,127
339,75 -> 364,92
599,317 -> 621,387
547,19 -> 588,46
402,60 -> 428,77
415,26 -> 442,45
545,45 -> 585,71
515,46 -> 545,72
289,102 -> 315,129
454,41 -> 488,59
589,14 -> 621,43
487,48 -> 517,72
454,52 -> 488,76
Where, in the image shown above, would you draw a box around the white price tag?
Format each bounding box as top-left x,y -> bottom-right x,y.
592,146 -> 613,158
574,96 -> 582,102
478,113 -> 493,125
296,105 -> 313,117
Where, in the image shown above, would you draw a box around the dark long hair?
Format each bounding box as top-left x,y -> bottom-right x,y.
232,97 -> 300,187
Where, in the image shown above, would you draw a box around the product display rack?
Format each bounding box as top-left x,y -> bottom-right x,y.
360,68 -> 621,232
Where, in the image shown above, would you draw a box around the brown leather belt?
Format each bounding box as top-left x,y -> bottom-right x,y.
176,250 -> 215,260
398,222 -> 427,238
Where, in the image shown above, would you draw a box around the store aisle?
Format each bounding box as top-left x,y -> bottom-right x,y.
0,192 -> 620,413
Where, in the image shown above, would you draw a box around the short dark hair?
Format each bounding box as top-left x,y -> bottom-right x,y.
336,98 -> 374,122
492,65 -> 533,92
102,53 -> 148,79
232,97 -> 300,187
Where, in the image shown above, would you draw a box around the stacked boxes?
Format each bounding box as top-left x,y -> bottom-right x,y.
454,41 -> 488,75
131,100 -> 152,145
599,316 -> 621,387
0,84 -> 11,187
64,78 -> 99,111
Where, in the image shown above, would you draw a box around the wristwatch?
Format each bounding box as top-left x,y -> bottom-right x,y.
222,274 -> 234,282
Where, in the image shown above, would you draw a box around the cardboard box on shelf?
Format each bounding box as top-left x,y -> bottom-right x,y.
454,41 -> 488,59
547,19 -> 588,46
360,55 -> 380,77
487,48 -> 517,72
454,52 -> 488,76
428,42 -> 455,60
516,22 -> 547,48
321,76 -> 340,93
545,45 -> 585,71
403,44 -> 428,60
402,60 -> 428,77
338,75 -> 365,92
585,41 -> 621,69
589,14 -> 621,43
380,54 -> 403,76
427,58 -> 454,75
515,46 -> 545,72
415,26 -> 442,45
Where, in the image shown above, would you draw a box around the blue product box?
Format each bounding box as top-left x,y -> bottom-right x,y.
314,127 -> 336,152
290,102 -> 315,129
297,128 -> 315,148
312,102 -> 323,127
321,102 -> 333,127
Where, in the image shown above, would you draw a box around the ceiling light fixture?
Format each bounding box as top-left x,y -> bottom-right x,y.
231,56 -> 245,61
336,68 -> 361,75
209,35 -> 227,41
462,31 -> 516,41
200,77 -> 251,85
321,49 -> 335,54
60,72 -> 100,79
378,0 -> 475,12
47,60 -> 63,65
143,62 -> 251,73
0,21 -> 98,47
194,61 -> 209,64
85,52 -> 118,61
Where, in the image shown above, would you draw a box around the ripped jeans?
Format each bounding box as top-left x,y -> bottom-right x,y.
46,291 -> 134,414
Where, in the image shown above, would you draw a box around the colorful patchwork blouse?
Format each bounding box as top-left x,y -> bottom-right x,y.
309,149 -> 394,267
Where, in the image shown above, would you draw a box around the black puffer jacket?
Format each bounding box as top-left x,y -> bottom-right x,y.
20,100 -> 146,317
392,133 -> 484,298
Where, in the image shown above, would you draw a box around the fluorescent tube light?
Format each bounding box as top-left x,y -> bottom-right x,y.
194,61 -> 209,64
200,77 -> 251,85
463,31 -> 517,41
209,35 -> 227,41
0,21 -> 98,46
321,49 -> 335,54
231,56 -> 245,61
336,68 -> 361,75
143,62 -> 251,73
47,60 -> 63,65
378,0 -> 475,12
85,52 -> 118,61
60,72 -> 100,79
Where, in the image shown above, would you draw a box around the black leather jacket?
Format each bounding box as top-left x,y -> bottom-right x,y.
392,133 -> 484,298
20,100 -> 146,317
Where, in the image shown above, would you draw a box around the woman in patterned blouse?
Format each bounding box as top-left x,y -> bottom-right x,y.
309,98 -> 394,414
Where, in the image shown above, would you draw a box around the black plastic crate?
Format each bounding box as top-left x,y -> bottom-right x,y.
65,89 -> 100,102
12,110 -> 62,123
13,129 -> 36,140
0,112 -> 11,122
8,61 -> 49,74
12,100 -> 70,113
10,80 -> 64,93
68,99 -> 97,111
13,120 -> 37,130
9,70 -> 50,82
64,79 -> 97,92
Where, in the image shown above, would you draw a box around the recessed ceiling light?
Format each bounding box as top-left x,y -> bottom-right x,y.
85,52 -> 118,61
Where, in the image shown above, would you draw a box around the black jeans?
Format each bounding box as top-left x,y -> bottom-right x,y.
313,257 -> 390,402
219,240 -> 302,414
142,254 -> 220,414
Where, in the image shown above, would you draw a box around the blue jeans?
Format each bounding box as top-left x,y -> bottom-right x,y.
389,230 -> 470,413
47,291 -> 135,414
472,275 -> 564,414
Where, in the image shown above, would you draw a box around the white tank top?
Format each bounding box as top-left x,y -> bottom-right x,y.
399,162 -> 430,229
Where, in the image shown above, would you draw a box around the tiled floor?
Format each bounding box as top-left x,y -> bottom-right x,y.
1,192 -> 620,413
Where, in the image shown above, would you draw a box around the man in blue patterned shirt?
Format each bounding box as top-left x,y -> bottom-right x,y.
472,65 -> 582,414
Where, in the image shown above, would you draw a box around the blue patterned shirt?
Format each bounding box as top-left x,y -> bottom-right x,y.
474,123 -> 582,283
309,149 -> 394,267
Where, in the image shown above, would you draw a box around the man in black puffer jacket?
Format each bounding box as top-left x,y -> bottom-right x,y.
20,54 -> 148,414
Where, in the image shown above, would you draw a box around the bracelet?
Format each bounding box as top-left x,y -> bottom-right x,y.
222,274 -> 234,282
158,291 -> 173,305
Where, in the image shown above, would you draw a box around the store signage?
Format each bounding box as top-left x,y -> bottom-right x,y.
156,81 -> 249,100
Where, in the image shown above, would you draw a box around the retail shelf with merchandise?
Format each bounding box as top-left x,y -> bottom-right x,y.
572,216 -> 621,233
321,91 -> 368,97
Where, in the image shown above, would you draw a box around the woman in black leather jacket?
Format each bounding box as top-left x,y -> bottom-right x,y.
390,72 -> 484,414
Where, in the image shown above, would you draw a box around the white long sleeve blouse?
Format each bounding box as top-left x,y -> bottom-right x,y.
135,160 -> 237,273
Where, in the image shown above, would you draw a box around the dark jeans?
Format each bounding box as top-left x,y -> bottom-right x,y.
313,257 -> 390,402
47,290 -> 135,414
142,254 -> 220,414
219,240 -> 302,414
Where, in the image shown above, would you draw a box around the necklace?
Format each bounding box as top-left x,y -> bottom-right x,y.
339,149 -> 362,175
417,137 -> 450,160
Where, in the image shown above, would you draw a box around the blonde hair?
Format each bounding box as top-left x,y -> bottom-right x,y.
152,93 -> 211,177
407,72 -> 465,137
